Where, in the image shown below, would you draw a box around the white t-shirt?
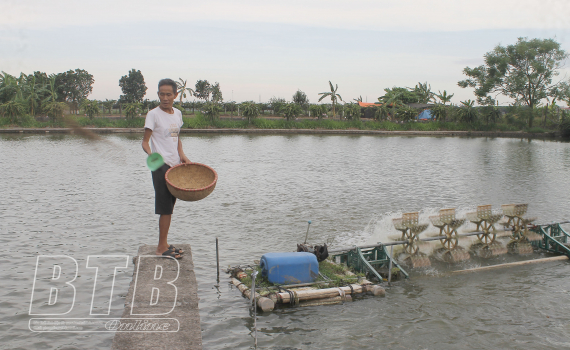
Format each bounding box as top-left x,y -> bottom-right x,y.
144,107 -> 184,167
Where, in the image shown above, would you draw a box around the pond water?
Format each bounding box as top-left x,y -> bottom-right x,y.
1,133 -> 570,350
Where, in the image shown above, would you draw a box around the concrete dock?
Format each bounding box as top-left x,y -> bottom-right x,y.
111,245 -> 202,350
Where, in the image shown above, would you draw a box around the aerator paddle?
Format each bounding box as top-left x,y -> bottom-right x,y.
146,152 -> 164,171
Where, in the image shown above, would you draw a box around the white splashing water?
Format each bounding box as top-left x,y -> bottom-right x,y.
361,206 -> 510,257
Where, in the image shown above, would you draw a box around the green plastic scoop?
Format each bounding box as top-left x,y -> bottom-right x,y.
146,153 -> 164,171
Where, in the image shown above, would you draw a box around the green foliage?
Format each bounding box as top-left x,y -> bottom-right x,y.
395,105 -> 417,122
526,127 -> 546,133
434,90 -> 454,105
123,103 -> 141,119
102,99 -> 116,114
174,103 -> 186,114
43,75 -> 58,104
559,113 -> 570,139
44,102 -> 68,122
81,99 -> 100,120
430,103 -> 447,121
119,69 -> 147,103
410,82 -> 434,103
176,79 -> 192,106
211,82 -> 223,103
203,102 -> 221,122
23,74 -> 48,116
373,104 -> 389,121
292,90 -> 309,110
0,72 -> 19,103
240,101 -> 260,123
194,80 -> 211,102
224,101 -> 237,115
344,103 -> 361,120
55,69 -> 94,114
458,100 -> 478,123
0,100 -> 26,123
281,102 -> 302,121
379,87 -> 420,105
458,37 -> 568,127
183,113 -> 211,129
481,104 -> 501,125
309,104 -> 327,120
269,97 -> 287,115
318,81 -> 343,118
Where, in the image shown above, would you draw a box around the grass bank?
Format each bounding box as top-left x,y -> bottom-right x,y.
0,112 -> 558,135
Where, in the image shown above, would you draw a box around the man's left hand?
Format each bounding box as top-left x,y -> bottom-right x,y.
181,155 -> 191,164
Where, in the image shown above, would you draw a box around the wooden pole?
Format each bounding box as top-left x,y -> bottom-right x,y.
452,255 -> 568,275
215,237 -> 219,283
230,278 -> 275,312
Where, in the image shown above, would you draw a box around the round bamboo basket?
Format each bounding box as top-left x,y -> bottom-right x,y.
165,163 -> 218,201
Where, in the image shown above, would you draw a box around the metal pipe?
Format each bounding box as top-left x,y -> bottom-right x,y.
328,228 -> 513,253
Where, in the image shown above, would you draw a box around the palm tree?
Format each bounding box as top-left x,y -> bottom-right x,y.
177,78 -> 194,106
43,75 -> 58,104
0,100 -> 26,123
240,101 -> 260,123
0,72 -> 18,103
211,82 -> 223,103
203,102 -> 221,122
458,99 -> 478,123
411,82 -> 434,103
44,102 -> 67,123
81,99 -> 100,120
345,103 -> 361,120
281,102 -> 302,121
434,90 -> 454,105
124,103 -> 140,119
430,104 -> 445,121
318,81 -> 343,119
24,75 -> 47,116
378,93 -> 403,121
102,99 -> 116,115
374,104 -> 389,121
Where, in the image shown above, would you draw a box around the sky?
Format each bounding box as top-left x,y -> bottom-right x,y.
1,0 -> 570,105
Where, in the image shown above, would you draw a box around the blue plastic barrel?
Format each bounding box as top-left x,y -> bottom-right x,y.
260,252 -> 319,285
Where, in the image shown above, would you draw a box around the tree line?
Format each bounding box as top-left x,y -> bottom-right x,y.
1,37 -> 570,134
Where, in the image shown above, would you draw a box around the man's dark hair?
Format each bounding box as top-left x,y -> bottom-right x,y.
158,79 -> 177,94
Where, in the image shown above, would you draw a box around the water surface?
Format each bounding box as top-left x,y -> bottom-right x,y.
1,134 -> 569,349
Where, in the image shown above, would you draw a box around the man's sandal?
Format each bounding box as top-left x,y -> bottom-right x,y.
169,245 -> 184,255
159,248 -> 182,259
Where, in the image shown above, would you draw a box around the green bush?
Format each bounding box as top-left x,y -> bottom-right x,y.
16,114 -> 37,127
184,113 -> 211,128
559,115 -> 570,139
526,127 -> 546,133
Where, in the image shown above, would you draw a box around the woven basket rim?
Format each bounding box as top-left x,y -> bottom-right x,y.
165,162 -> 218,193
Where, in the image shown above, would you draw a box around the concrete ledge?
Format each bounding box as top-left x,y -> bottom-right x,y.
111,245 -> 202,350
0,127 -> 559,139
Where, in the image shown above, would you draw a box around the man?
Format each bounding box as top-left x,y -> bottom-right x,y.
142,78 -> 190,259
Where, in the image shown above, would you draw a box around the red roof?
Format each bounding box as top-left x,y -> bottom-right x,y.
358,102 -> 380,107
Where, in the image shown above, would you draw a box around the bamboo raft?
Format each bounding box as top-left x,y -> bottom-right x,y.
227,203 -> 569,312
227,261 -> 386,312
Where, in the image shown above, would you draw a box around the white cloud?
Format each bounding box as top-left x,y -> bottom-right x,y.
2,0 -> 568,31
